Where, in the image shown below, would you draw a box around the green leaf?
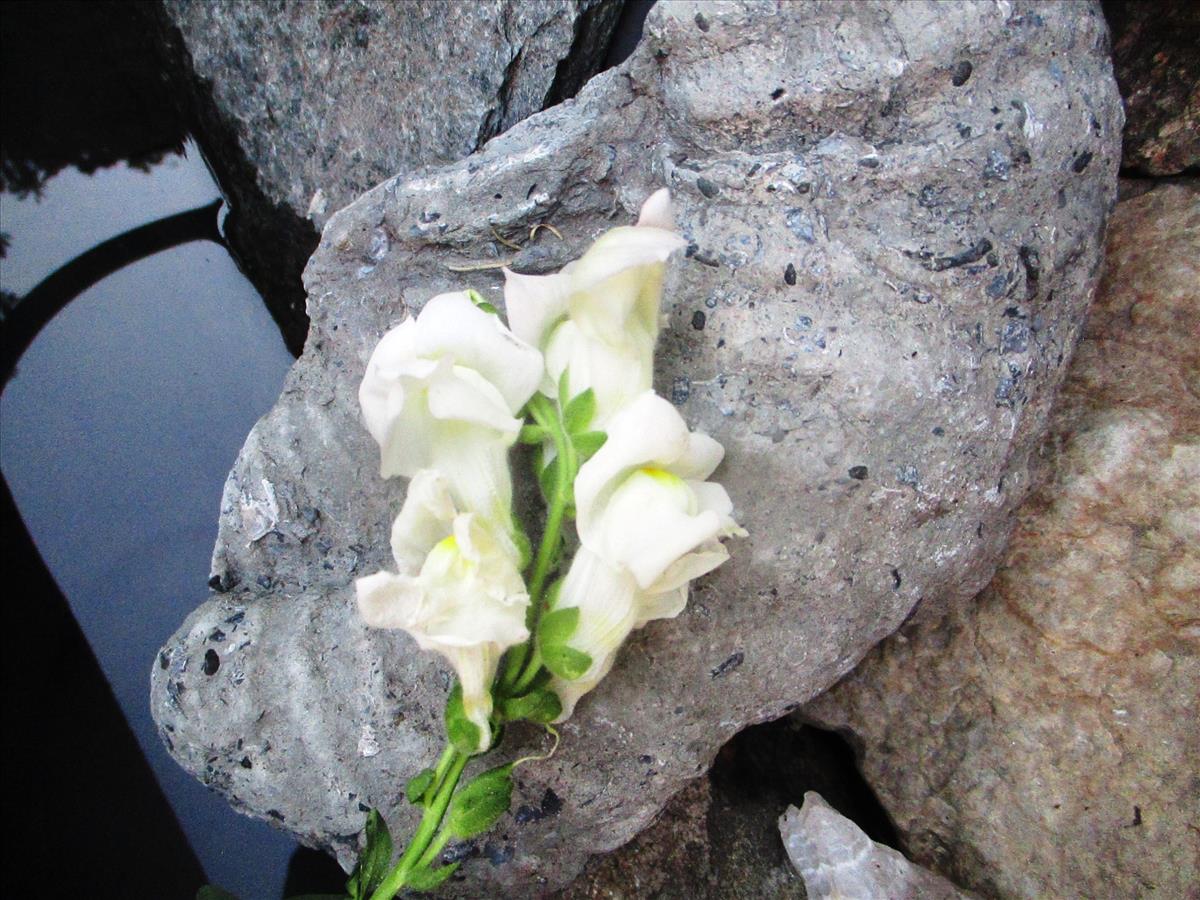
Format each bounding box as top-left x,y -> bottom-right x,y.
542,644 -> 593,681
557,370 -> 571,407
405,768 -> 435,805
562,388 -> 596,434
404,863 -> 460,892
538,455 -> 559,501
466,289 -> 498,315
448,765 -> 514,839
538,607 -> 579,647
445,684 -> 483,755
345,809 -> 393,899
544,578 -> 563,611
511,515 -> 533,571
197,888 -> 240,900
518,424 -> 548,445
498,687 -> 562,724
571,430 -> 607,461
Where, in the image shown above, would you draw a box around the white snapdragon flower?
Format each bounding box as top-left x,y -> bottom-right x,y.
545,391 -> 744,718
357,470 -> 531,752
358,291 -> 543,546
502,190 -> 686,430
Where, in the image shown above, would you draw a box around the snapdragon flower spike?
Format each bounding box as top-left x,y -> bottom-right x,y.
544,391 -> 745,719
502,189 -> 687,431
358,291 -> 543,550
356,471 -> 531,752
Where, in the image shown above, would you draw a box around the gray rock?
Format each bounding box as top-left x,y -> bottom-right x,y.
163,0 -> 623,229
803,183 -> 1199,898
152,2 -> 1122,893
158,0 -> 626,352
781,792 -> 971,900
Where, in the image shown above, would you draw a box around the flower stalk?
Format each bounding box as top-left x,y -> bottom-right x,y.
368,750 -> 467,900
341,189 -> 744,898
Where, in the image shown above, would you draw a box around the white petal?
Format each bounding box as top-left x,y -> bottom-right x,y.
389,469 -> 457,572
636,188 -> 675,230
574,391 -> 691,544
355,571 -> 423,630
674,431 -> 726,481
545,322 -> 654,428
551,650 -> 617,723
413,291 -> 544,413
413,514 -> 530,647
633,583 -> 689,629
568,226 -> 687,298
502,268 -> 572,352
645,542 -> 729,596
555,547 -> 640,661
441,644 -> 499,751
589,468 -> 722,588
427,364 -> 523,437
359,325 -> 437,478
429,428 -> 518,546
690,480 -> 745,536
567,260 -> 664,348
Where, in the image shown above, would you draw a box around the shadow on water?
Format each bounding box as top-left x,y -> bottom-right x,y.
4,2 -> 897,897
0,2 -> 336,897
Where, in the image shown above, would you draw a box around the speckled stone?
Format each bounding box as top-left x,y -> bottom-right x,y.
152,2 -> 1122,893
162,0 -> 623,229
804,182 -> 1200,898
158,0 -> 624,352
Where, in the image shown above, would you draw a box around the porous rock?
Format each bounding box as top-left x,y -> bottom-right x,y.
162,0 -> 624,228
804,183 -> 1199,897
159,0 -> 626,352
153,2 -> 1122,893
781,792 -> 971,899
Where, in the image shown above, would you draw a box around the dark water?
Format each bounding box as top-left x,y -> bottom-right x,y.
0,4 -> 663,896
0,143 -> 303,897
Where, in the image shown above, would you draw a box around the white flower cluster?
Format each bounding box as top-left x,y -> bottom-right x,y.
355,191 -> 744,749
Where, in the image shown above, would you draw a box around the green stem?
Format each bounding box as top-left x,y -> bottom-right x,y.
369,751 -> 468,900
501,394 -> 576,692
424,744 -> 457,803
510,645 -> 543,696
415,827 -> 454,871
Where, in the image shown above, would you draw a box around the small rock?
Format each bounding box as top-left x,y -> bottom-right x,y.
780,792 -> 971,899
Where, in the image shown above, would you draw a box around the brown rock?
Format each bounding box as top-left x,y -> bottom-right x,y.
804,182 -> 1200,897
1106,1 -> 1200,175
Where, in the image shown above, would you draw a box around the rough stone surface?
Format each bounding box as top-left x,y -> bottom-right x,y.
804,183 -> 1200,898
781,792 -> 971,900
1105,1 -> 1200,175
163,0 -> 623,228
159,0 -> 625,353
558,719 -> 883,898
152,2 -> 1122,894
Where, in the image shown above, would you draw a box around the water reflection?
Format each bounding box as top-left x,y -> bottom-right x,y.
0,144 -> 301,897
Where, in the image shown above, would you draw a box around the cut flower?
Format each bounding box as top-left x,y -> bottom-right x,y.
543,391 -> 744,718
358,291 -> 543,546
357,470 -> 531,752
502,189 -> 686,431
